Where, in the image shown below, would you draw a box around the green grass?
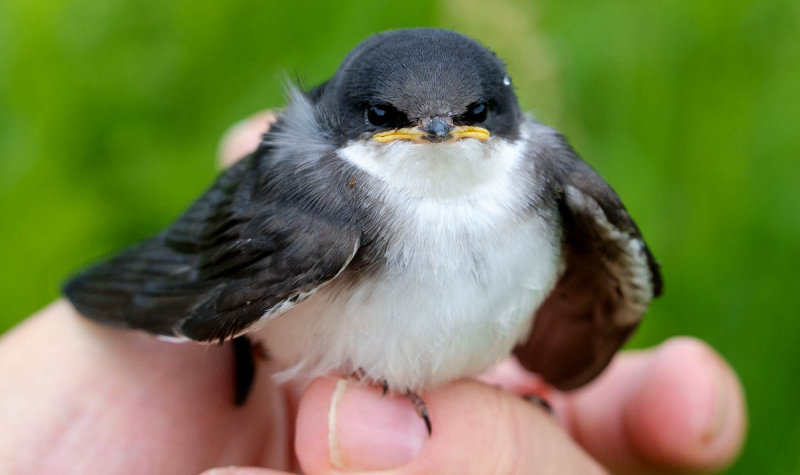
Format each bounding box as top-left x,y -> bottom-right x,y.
1,0 -> 798,472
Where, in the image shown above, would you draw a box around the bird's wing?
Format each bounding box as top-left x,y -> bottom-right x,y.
515,136 -> 663,390
64,152 -> 360,343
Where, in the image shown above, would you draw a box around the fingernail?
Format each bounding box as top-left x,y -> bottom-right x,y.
672,341 -> 733,450
201,468 -> 236,475
703,357 -> 730,443
328,379 -> 427,471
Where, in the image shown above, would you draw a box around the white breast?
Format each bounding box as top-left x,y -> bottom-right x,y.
258,130 -> 562,391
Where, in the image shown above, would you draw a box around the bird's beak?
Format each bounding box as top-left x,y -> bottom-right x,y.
373,117 -> 490,144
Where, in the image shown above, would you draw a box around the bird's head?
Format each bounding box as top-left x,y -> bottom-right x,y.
321,29 -> 522,148
268,29 -> 528,197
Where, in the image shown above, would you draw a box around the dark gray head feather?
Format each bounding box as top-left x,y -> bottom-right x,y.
315,28 -> 522,144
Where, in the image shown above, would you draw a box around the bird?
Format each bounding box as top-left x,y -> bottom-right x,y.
64,28 -> 662,432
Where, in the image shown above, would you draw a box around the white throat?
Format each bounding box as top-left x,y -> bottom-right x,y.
338,135 -> 528,199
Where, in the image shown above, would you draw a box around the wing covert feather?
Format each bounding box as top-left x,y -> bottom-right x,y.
515,133 -> 662,390
64,152 -> 360,342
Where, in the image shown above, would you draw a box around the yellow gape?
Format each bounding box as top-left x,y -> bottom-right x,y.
373,125 -> 490,143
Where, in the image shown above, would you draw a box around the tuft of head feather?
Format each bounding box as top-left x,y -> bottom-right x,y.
262,83 -> 338,157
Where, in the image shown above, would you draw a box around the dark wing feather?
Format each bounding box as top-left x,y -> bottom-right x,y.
64,152 -> 360,342
515,136 -> 662,390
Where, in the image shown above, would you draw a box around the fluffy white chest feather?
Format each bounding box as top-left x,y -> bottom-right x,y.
257,132 -> 563,391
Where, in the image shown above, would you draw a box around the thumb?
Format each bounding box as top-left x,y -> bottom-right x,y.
217,111 -> 278,169
294,377 -> 607,475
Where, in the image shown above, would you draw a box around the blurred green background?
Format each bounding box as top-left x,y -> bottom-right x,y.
1,0 -> 798,472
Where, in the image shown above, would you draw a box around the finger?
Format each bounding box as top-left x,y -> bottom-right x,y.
556,337 -> 747,474
201,468 -> 291,475
293,377 -> 606,475
478,357 -> 552,398
218,111 -> 278,168
478,337 -> 747,473
0,301 -> 291,474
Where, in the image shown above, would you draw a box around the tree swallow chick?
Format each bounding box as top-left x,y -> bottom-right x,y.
64,29 -> 662,430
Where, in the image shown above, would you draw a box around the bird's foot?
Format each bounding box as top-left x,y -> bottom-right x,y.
405,390 -> 432,436
348,375 -> 430,435
522,393 -> 554,416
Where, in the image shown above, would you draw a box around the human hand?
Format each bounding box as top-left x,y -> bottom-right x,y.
0,113 -> 746,474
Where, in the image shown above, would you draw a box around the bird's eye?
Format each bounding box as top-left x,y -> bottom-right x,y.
466,103 -> 488,123
367,105 -> 396,127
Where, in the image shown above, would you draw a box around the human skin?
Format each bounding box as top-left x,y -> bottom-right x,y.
0,113 -> 746,474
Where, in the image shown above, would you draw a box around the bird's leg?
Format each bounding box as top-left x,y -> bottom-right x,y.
251,339 -> 270,361
231,336 -> 264,406
405,391 -> 432,436
381,379 -> 389,396
522,393 -> 555,416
